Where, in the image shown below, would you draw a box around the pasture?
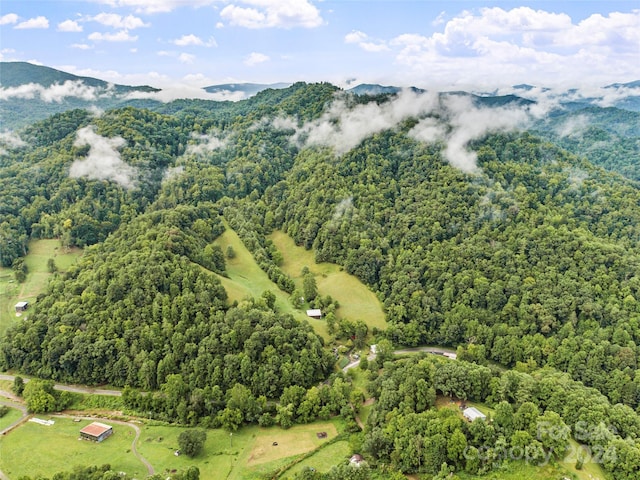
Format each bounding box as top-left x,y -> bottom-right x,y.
0,239 -> 82,336
213,224 -> 330,339
0,415 -> 345,479
0,416 -> 145,479
269,231 -> 386,331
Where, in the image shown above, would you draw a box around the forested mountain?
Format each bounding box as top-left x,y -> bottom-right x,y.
2,80 -> 640,477
0,62 -> 160,129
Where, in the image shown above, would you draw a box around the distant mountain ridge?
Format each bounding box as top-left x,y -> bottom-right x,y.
1,62 -> 639,131
203,82 -> 291,96
0,61 -> 159,93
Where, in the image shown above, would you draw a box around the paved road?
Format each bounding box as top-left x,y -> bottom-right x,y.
0,374 -> 122,397
0,396 -> 29,435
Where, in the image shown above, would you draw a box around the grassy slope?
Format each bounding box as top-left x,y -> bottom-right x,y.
213,223 -> 330,339
0,239 -> 82,337
269,231 -> 386,331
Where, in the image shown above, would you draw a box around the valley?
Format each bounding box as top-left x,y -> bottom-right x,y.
0,65 -> 639,479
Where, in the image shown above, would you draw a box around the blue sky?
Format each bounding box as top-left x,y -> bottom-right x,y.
1,1 -> 639,91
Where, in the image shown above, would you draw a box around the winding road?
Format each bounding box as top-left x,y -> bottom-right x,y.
342,345 -> 457,372
0,374 -> 122,397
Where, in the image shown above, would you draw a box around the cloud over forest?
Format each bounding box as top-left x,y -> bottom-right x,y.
70,126 -> 138,188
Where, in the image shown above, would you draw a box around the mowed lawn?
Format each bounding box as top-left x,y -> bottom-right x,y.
0,416 -> 145,479
0,239 -> 82,336
269,231 -> 386,331
213,223 -> 330,339
0,407 -> 23,432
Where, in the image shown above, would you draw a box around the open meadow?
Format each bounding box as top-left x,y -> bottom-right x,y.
213,223 -> 331,339
0,239 -> 82,337
0,415 -> 346,479
0,416 -> 145,479
269,231 -> 386,331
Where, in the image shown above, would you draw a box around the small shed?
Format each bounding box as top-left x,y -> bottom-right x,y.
15,301 -> 29,313
350,454 -> 364,466
80,422 -> 113,442
463,407 -> 487,422
306,309 -> 322,319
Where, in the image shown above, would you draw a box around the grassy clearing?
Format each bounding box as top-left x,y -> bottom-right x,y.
0,406 -> 22,432
213,223 -> 330,340
559,439 -> 609,480
269,231 -> 386,331
0,419 -> 344,480
458,461 -> 575,480
286,440 -> 351,476
0,416 -> 145,479
0,239 -> 82,337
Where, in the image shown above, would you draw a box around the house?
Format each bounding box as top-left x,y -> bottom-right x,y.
15,301 -> 28,313
80,422 -> 113,442
306,309 -> 322,319
463,407 -> 487,422
350,454 -> 364,466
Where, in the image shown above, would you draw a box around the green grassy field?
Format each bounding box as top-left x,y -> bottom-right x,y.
0,239 -> 82,337
0,416 -> 146,479
269,231 -> 386,331
213,223 -> 330,339
0,406 -> 22,432
286,440 -> 351,477
0,416 -> 345,479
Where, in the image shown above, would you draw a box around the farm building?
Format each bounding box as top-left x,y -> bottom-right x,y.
80,422 -> 113,442
15,301 -> 29,313
463,407 -> 487,422
306,309 -> 322,319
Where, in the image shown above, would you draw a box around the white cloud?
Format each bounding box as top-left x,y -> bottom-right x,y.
0,131 -> 26,156
0,81 -> 103,102
179,52 -> 196,64
58,20 -> 83,32
345,30 -> 389,52
244,52 -> 270,66
15,16 -> 49,29
0,13 -> 19,25
89,30 -> 139,42
95,0 -> 214,14
384,7 -> 640,88
89,13 -> 149,30
70,126 -> 137,189
172,34 -> 217,47
221,0 -> 323,29
71,43 -> 93,50
125,87 -> 247,102
292,89 -> 536,172
185,132 -> 226,156
294,89 -> 440,155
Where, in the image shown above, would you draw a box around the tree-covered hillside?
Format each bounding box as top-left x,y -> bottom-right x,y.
2,82 -> 640,477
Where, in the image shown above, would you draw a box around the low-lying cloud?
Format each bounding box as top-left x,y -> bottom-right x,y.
293,90 -> 440,155
70,126 -> 138,188
0,80 -> 107,102
184,131 -> 226,156
0,130 -> 26,156
289,89 -> 536,173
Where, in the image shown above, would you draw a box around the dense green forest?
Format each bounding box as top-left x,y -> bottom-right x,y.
2,82 -> 640,478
